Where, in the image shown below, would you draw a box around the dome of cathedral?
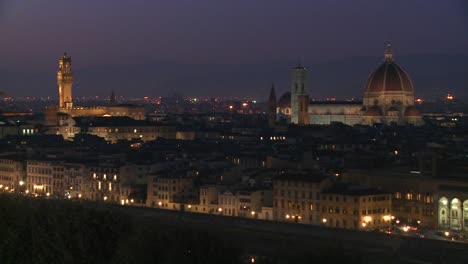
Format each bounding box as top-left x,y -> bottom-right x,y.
278,92 -> 291,108
364,44 -> 413,94
364,106 -> 383,116
404,106 -> 421,116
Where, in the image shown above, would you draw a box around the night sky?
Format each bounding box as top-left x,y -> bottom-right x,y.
0,1 -> 467,98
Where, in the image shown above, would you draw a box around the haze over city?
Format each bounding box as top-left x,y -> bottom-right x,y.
0,0 -> 467,99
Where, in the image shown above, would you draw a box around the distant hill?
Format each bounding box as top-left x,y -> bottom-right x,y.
1,53 -> 467,100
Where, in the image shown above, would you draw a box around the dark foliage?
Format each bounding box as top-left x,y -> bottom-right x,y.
0,195 -> 241,264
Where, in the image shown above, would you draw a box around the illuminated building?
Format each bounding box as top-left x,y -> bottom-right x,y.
0,158 -> 24,191
218,189 -> 273,219
320,184 -> 392,230
290,65 -> 309,125
342,168 -> 468,230
0,121 -> 36,139
57,53 -> 73,108
45,53 -> 146,126
26,160 -> 53,195
147,174 -> 197,210
54,116 -> 176,143
88,166 -> 128,203
272,170 -> 331,224
276,43 -> 423,126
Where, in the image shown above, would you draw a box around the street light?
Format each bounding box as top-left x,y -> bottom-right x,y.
19,181 -> 25,186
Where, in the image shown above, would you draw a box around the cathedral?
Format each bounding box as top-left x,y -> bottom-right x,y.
272,44 -> 423,126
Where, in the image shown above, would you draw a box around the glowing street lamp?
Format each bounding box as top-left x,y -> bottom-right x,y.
19,181 -> 25,186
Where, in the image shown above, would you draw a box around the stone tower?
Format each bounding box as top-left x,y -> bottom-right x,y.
268,83 -> 277,128
57,52 -> 73,108
290,64 -> 308,124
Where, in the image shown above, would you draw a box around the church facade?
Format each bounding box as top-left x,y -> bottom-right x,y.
272,44 -> 423,126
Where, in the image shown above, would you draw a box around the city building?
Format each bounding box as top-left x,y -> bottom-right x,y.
275,44 -> 423,126
147,174 -> 197,210
45,53 -> 146,126
26,160 -> 53,195
218,189 -> 273,219
272,170 -> 331,224
342,168 -> 468,230
0,158 -> 25,191
320,184 -> 392,230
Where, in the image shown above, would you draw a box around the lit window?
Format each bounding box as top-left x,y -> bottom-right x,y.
109,182 -> 112,191
113,175 -> 117,181
406,193 -> 412,200
98,181 -> 101,190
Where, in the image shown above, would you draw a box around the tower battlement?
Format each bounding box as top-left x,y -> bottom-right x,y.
57,52 -> 73,108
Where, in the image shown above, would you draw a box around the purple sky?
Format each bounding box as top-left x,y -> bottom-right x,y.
0,1 -> 467,97
1,1 -> 467,68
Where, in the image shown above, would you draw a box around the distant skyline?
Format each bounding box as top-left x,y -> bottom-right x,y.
0,1 -> 467,98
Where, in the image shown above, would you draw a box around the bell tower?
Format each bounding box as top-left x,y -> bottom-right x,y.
57,52 -> 73,108
290,64 -> 308,124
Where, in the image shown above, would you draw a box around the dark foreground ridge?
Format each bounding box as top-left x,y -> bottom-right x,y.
1,195 -> 467,264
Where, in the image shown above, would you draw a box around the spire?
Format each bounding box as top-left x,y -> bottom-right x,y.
110,89 -> 116,105
268,83 -> 277,129
269,82 -> 276,101
384,42 -> 393,63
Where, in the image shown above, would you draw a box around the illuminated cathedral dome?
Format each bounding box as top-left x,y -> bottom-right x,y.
363,43 -> 416,116
364,44 -> 413,95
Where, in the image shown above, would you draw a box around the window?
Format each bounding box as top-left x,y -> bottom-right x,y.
406,193 -> 413,200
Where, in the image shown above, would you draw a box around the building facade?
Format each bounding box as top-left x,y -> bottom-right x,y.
275,44 -> 423,127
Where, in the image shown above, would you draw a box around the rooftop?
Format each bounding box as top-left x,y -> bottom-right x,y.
323,183 -> 389,196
